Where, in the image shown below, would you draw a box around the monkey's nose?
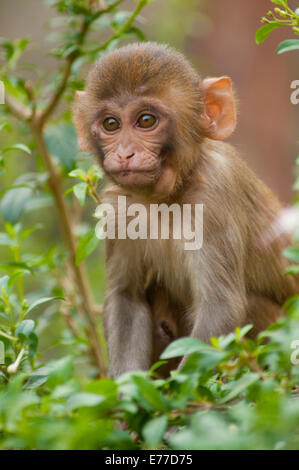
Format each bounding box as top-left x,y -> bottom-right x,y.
117,152 -> 135,160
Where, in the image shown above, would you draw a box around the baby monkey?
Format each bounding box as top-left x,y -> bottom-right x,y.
75,42 -> 298,377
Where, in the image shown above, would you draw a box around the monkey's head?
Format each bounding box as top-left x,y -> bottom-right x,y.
75,42 -> 236,198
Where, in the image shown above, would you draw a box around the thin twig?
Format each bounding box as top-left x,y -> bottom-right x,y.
4,93 -> 32,121
38,16 -> 91,127
38,60 -> 73,128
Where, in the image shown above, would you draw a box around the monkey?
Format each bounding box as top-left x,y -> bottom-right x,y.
74,42 -> 298,378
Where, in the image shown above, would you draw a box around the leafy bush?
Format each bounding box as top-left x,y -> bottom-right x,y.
1,313 -> 299,449
0,0 -> 299,450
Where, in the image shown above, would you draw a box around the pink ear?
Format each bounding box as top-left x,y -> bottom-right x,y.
201,77 -> 237,140
74,91 -> 91,153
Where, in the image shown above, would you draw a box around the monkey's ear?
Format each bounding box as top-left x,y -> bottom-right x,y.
201,77 -> 236,140
74,91 -> 92,152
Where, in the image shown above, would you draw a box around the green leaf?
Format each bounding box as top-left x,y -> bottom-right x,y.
8,272 -> 23,290
282,295 -> 299,313
67,392 -> 105,411
87,164 -> 103,181
255,23 -> 281,44
0,155 -> 4,175
44,123 -> 79,170
85,379 -> 118,398
283,246 -> 299,263
0,38 -> 29,69
15,320 -> 38,357
285,265 -> 299,275
142,415 -> 168,447
25,194 -> 53,212
0,275 -> 9,293
69,168 -> 86,180
0,187 -> 33,224
85,379 -> 118,412
0,122 -> 12,132
133,375 -> 169,412
38,356 -> 74,388
128,26 -> 146,41
62,45 -> 79,58
2,76 -> 27,103
0,262 -> 33,274
161,337 -> 210,359
4,222 -> 18,238
73,182 -> 88,206
277,39 -> 299,55
2,143 -> 31,155
16,319 -> 35,338
24,375 -> 48,390
76,229 -> 99,265
25,296 -> 63,315
150,360 -> 168,374
235,324 -> 253,339
52,381 -> 80,399
20,225 -> 42,241
219,373 -> 259,404
0,232 -> 16,247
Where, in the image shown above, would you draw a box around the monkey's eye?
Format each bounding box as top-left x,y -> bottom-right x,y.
103,117 -> 120,132
137,114 -> 157,129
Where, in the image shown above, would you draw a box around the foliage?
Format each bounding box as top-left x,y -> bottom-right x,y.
0,0 -> 298,450
256,0 -> 299,51
1,311 -> 299,449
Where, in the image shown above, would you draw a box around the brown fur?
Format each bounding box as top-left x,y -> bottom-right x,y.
75,43 -> 298,378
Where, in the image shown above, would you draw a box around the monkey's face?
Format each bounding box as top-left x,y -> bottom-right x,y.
90,97 -> 174,191
75,44 -> 237,197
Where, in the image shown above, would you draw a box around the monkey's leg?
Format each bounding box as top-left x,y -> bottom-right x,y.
245,293 -> 282,339
103,292 -> 153,378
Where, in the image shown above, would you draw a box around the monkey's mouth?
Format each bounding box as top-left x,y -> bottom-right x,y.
110,169 -> 159,187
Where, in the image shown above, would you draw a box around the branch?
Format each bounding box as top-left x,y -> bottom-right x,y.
31,0 -> 128,126
84,0 -> 145,54
38,16 -> 90,128
38,60 -> 73,128
4,93 -> 32,121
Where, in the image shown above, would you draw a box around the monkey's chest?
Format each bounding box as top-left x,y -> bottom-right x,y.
142,238 -> 193,305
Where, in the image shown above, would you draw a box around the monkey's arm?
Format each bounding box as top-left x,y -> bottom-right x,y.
190,227 -> 248,341
190,290 -> 247,342
103,290 -> 153,378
